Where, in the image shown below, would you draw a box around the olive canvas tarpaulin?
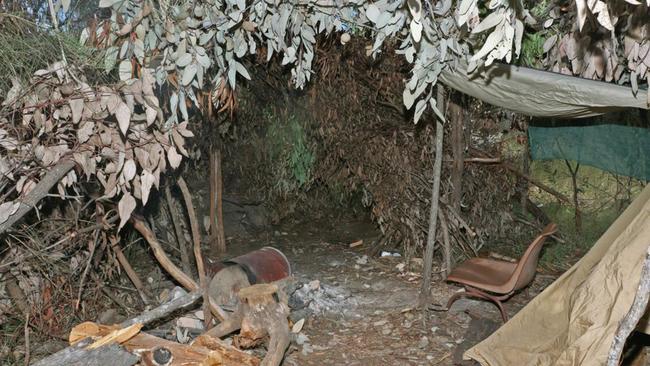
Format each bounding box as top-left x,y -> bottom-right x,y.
528,124 -> 650,181
440,63 -> 649,118
464,184 -> 650,365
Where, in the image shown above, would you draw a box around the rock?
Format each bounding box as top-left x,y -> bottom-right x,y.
308,280 -> 320,291
418,336 -> 429,349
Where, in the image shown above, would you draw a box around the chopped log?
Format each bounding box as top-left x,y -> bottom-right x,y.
0,159 -> 76,235
31,339 -> 138,366
66,321 -> 261,366
203,282 -> 290,366
193,334 -> 260,366
125,331 -> 256,366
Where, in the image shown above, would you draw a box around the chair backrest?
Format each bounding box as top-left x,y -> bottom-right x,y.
506,223 -> 558,292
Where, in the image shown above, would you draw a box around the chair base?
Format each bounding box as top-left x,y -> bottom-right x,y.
446,286 -> 514,322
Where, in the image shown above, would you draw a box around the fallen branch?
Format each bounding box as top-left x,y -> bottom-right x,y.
0,159 -> 75,235
110,236 -> 151,305
165,185 -> 192,275
120,289 -> 202,328
607,244 -> 650,366
502,163 -> 577,209
131,217 -> 228,321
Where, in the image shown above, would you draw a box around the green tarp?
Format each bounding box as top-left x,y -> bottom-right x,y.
528,124 -> 650,181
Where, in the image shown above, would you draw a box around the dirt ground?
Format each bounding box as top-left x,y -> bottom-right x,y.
211,215 -> 558,366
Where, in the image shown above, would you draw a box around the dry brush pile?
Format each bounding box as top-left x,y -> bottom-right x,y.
229,38 -> 533,266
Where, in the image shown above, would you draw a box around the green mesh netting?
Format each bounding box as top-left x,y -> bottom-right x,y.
528,123 -> 650,181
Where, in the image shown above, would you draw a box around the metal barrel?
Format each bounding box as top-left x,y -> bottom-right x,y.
223,247 -> 291,284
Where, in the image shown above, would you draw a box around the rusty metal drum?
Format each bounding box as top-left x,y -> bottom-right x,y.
224,246 -> 291,284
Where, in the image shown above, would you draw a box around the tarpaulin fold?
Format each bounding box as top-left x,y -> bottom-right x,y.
440,63 -> 649,118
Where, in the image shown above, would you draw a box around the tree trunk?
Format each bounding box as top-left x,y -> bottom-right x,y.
418,88 -> 445,307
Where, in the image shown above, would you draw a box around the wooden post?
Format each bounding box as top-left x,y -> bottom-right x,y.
419,87 -> 445,307
439,210 -> 453,278
177,177 -> 213,329
210,148 -> 227,253
520,129 -> 530,213
449,100 -> 464,212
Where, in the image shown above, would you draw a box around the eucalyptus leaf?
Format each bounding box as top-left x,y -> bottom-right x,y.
181,64 -> 198,85
118,60 -> 132,81
176,53 -> 193,67
104,46 -> 119,72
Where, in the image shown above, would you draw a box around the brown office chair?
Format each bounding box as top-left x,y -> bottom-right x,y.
445,223 -> 558,322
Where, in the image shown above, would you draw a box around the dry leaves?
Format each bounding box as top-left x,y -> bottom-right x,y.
0,62 -> 192,231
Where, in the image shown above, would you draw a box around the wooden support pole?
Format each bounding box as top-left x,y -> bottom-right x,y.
210,148 -> 227,253
449,100 -> 464,212
419,87 -> 445,307
177,176 -> 213,329
439,210 -> 453,278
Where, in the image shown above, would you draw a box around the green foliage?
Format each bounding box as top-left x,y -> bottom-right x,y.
265,108 -> 316,197
520,33 -> 545,67
530,0 -> 549,19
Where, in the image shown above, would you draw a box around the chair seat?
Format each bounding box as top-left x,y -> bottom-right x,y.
446,257 -> 518,294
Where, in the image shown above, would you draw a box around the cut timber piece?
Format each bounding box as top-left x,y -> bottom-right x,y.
125,331 -> 259,366
202,281 -> 291,366
237,283 -> 290,366
193,334 -> 260,366
68,320 -> 261,366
